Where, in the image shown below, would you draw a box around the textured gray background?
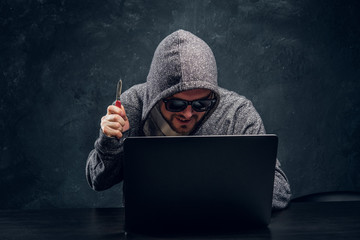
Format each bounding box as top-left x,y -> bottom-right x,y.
1,0 -> 359,209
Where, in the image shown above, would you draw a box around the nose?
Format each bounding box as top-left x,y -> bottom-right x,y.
181,105 -> 194,119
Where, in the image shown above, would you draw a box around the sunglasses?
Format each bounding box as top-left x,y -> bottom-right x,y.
162,98 -> 217,112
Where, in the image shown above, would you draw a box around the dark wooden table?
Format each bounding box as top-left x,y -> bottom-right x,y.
1,201 -> 360,239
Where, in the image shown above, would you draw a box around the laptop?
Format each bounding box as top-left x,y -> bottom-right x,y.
123,134 -> 278,234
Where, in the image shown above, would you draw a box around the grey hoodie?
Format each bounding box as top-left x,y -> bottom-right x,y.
86,30 -> 291,209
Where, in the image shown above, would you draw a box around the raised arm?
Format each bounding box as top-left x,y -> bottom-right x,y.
86,104 -> 129,191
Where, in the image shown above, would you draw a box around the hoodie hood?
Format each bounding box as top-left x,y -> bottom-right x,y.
142,29 -> 220,126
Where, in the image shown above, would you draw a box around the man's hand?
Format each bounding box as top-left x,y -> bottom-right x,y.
101,105 -> 130,139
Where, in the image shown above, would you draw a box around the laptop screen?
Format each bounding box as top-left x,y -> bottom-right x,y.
124,135 -> 278,233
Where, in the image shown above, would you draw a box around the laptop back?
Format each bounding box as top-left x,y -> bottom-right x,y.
123,135 -> 278,234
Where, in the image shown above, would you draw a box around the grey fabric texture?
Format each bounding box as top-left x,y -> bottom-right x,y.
86,29 -> 291,210
142,29 -> 220,133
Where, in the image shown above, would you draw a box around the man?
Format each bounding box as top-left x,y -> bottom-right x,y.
86,29 -> 291,209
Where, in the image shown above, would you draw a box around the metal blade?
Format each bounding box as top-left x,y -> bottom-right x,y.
116,79 -> 122,101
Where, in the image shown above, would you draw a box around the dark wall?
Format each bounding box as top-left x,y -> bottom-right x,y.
1,0 -> 359,209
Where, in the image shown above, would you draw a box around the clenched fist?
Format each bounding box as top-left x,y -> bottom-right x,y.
101,104 -> 130,139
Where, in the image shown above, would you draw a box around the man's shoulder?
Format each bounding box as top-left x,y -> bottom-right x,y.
121,83 -> 146,108
218,87 -> 253,108
123,83 -> 147,96
215,87 -> 262,121
199,87 -> 264,135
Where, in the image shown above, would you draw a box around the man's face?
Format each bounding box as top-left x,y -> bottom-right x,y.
160,89 -> 212,134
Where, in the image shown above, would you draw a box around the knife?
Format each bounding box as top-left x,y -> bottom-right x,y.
115,79 -> 122,108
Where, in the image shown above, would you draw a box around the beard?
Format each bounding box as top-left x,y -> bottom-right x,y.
168,114 -> 199,135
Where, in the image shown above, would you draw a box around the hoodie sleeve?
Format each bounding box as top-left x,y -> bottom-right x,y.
272,160 -> 292,210
86,129 -> 128,191
231,97 -> 291,210
86,84 -> 144,191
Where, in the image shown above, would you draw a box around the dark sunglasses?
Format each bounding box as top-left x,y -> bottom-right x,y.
162,98 -> 217,112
